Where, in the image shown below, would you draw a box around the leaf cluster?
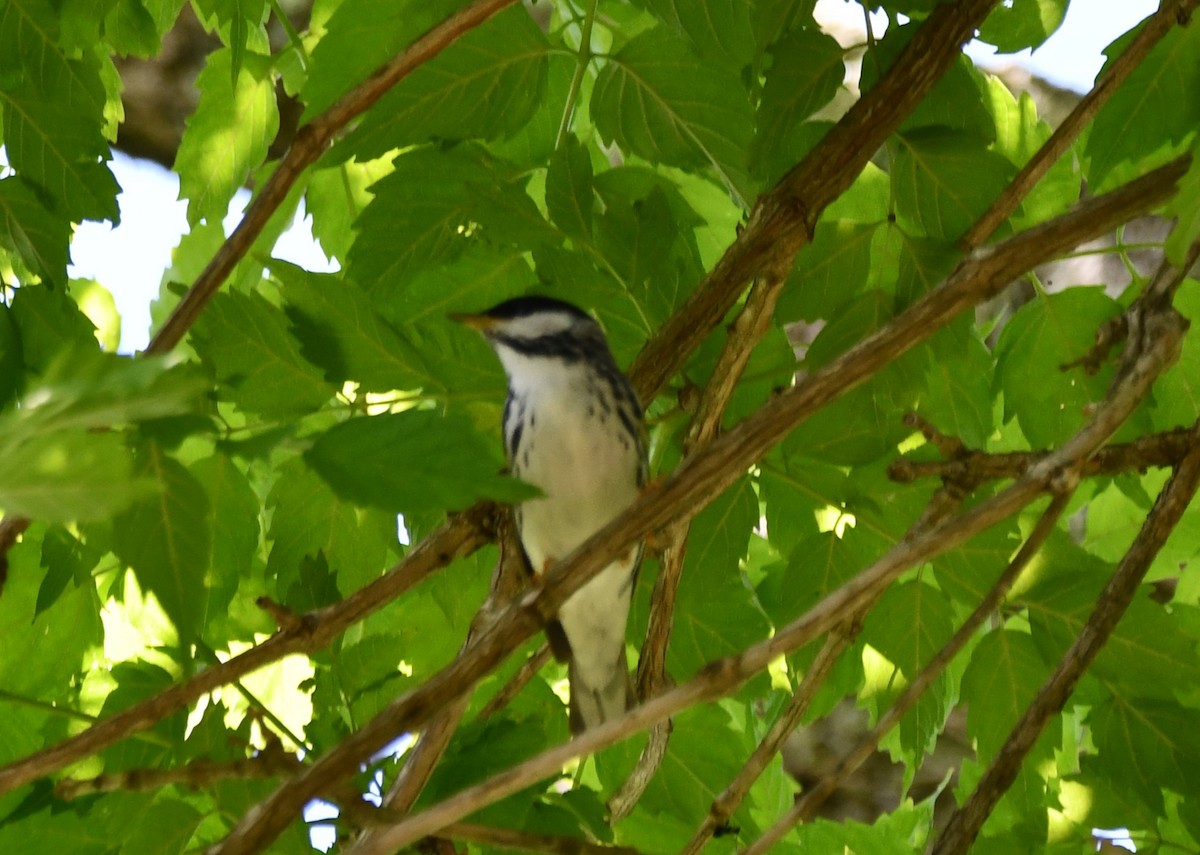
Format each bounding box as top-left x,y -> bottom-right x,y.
2,1 -> 1200,854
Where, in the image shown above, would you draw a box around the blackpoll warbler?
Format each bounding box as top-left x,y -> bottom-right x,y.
454,296 -> 646,733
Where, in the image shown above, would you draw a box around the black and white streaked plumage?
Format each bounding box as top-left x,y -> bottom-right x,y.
453,296 -> 646,733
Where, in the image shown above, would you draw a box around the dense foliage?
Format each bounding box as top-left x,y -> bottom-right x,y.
2,0 -> 1200,853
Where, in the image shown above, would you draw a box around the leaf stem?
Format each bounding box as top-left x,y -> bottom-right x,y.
269,0 -> 309,67
554,0 -> 600,150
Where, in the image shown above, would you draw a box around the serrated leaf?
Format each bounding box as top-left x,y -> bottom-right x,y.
1087,22 -> 1200,187
636,0 -> 756,69
301,0 -> 466,120
10,284 -> 99,375
112,442 -> 212,641
340,6 -> 548,157
0,2 -> 119,224
920,333 -> 993,448
670,478 -> 768,675
191,288 -> 333,416
265,458 -> 394,595
777,220 -> 876,322
592,26 -> 754,206
545,133 -> 594,241
1089,693 -> 1200,815
0,177 -> 71,286
36,525 -> 99,618
961,629 -> 1049,761
892,127 -> 1015,241
977,0 -> 1067,51
757,527 -> 874,628
190,452 -> 258,601
994,288 -> 1121,447
751,28 -> 844,179
306,410 -> 536,516
270,260 -> 437,393
174,48 -> 278,225
346,146 -> 550,291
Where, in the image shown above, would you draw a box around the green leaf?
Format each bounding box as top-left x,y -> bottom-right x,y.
545,133 -> 595,241
346,146 -> 549,290
191,288 -> 334,416
0,303 -> 24,411
592,26 -> 754,206
757,527 -> 876,628
36,525 -> 99,618
777,221 -> 877,322
977,0 -> 1068,52
1152,279 -> 1200,430
892,127 -> 1015,241
1088,692 -> 1200,815
751,28 -> 844,181
10,285 -> 99,375
270,260 -> 437,394
174,48 -> 279,225
0,2 -> 120,224
0,527 -> 102,698
1086,22 -> 1200,187
112,442 -> 212,641
0,430 -> 141,521
340,6 -> 549,157
994,288 -> 1121,448
669,478 -> 768,675
301,0 -> 465,120
306,410 -> 537,516
0,178 -> 71,286
265,458 -> 395,595
190,452 -> 259,608
961,628 -> 1050,761
920,332 -> 994,448
635,0 -> 757,69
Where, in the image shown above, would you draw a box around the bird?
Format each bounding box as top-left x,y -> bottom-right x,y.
452,296 -> 646,733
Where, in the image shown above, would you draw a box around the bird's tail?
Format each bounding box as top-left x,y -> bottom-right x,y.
568,649 -> 633,734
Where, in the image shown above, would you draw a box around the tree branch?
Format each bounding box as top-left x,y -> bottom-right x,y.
889,425 -> 1199,487
269,169 -> 1189,855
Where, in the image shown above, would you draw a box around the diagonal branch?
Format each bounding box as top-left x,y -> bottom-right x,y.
629,0 -> 1000,401
145,0 -> 520,355
205,157 -> 1188,855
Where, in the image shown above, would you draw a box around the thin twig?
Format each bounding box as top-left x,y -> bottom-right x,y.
889,425 -> 1199,487
746,491 -> 1071,853
681,629 -> 855,855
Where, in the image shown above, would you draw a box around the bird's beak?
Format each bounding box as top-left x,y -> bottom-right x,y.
449,311 -> 496,332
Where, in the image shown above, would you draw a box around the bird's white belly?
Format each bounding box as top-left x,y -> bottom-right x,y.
515,404 -> 641,685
